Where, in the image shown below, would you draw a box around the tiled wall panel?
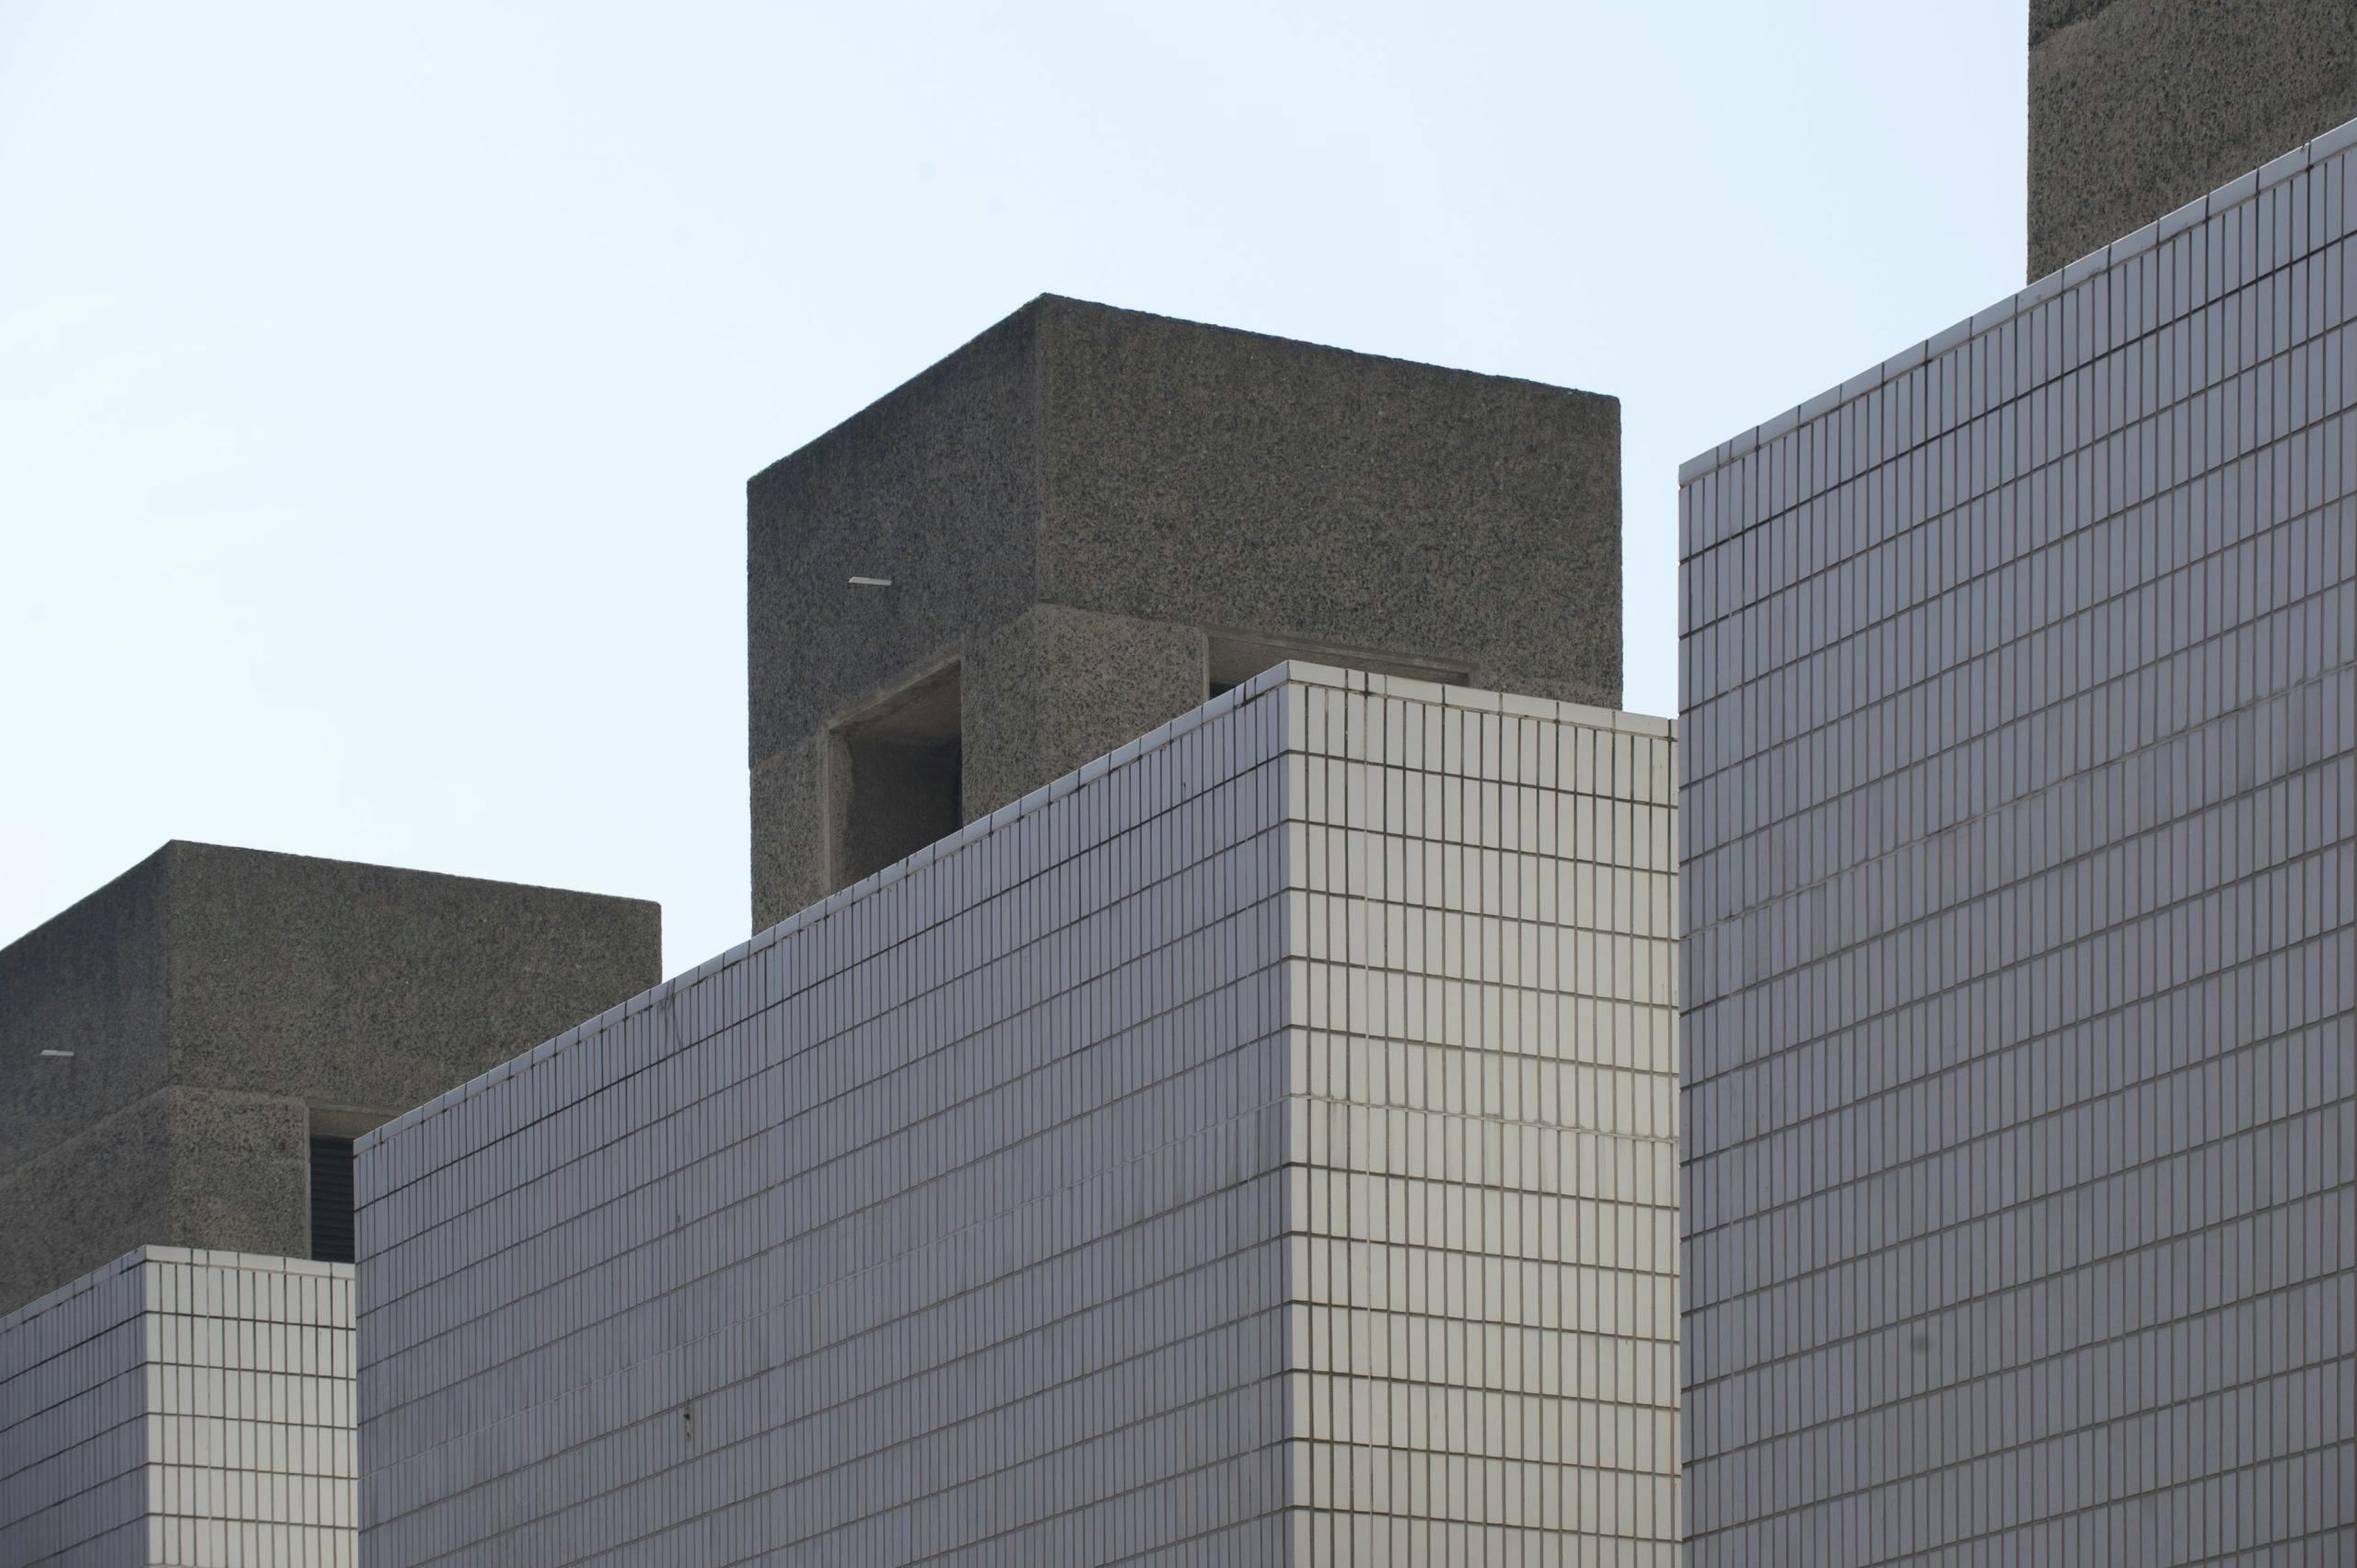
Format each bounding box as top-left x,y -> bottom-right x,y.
1678,123 -> 2357,1564
0,1248 -> 356,1568
357,667 -> 1678,1565
1285,682 -> 1680,1565
2,1253 -> 148,1565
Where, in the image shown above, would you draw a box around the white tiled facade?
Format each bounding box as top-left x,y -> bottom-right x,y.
0,1247 -> 356,1567
356,665 -> 1679,1565
1678,125 -> 2357,1562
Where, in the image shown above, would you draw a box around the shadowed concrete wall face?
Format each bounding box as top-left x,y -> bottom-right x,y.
0,1247 -> 355,1566
359,668 -> 1678,1564
2028,0 -> 2357,282
748,295 -> 1622,931
0,842 -> 661,1314
1679,134 -> 2357,1562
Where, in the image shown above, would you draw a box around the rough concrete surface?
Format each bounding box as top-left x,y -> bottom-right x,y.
749,738 -> 828,941
2028,0 -> 2357,279
165,840 -> 662,1116
2027,0 -> 2119,47
0,842 -> 661,1312
0,845 -> 173,1170
958,604 -> 1210,822
162,1086 -> 310,1260
746,304 -> 1040,772
749,295 -> 1623,931
0,1091 -> 173,1314
958,608 -> 1046,830
1033,296 -> 1622,694
1032,604 -> 1210,796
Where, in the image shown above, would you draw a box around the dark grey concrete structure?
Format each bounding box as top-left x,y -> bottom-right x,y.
749,294 -> 1623,930
0,841 -> 659,1313
2028,0 -> 2357,281
1678,124 -> 2357,1562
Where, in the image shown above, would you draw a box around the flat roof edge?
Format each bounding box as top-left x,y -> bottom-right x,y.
358,668 -> 1674,1159
1676,111 -> 2357,487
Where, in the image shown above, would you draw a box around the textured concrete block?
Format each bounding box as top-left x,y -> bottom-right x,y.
960,603 -> 1210,819
745,306 -> 1039,775
161,1086 -> 308,1260
0,842 -> 660,1312
162,842 -> 661,1115
1034,605 -> 1208,789
957,607 -> 1043,824
748,296 -> 1622,932
2027,0 -> 2357,280
0,854 -> 171,1179
0,1094 -> 173,1318
1029,300 -> 1621,689
748,735 -> 829,936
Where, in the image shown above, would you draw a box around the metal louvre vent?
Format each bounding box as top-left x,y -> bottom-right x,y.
309,1136 -> 355,1263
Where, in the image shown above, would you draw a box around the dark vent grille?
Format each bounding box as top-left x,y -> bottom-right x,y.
309,1136 -> 355,1263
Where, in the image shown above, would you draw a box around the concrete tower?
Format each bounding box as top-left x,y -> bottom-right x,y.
748,294 -> 1623,931
2028,0 -> 2357,278
1681,22 -> 2357,1561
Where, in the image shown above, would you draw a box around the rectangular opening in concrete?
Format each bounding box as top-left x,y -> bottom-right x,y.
308,1136 -> 355,1263
1205,633 -> 1469,698
830,661 -> 963,890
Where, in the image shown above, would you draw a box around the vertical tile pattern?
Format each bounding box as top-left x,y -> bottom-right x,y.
0,1247 -> 358,1567
1,1254 -> 150,1564
1678,130 -> 2357,1563
145,1252 -> 358,1567
359,679 -> 1300,1567
356,668 -> 1678,1565
1286,681 -> 1680,1564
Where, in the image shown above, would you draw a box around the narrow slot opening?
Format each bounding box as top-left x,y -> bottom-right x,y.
830,662 -> 963,890
308,1136 -> 355,1264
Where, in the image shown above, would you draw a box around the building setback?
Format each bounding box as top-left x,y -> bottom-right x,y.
1678,125 -> 2357,1562
357,667 -> 1679,1563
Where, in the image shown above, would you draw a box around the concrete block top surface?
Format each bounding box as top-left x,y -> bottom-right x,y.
1,840 -> 662,1164
748,294 -> 1624,763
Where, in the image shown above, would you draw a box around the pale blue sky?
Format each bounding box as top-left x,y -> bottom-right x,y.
1,2 -> 2026,972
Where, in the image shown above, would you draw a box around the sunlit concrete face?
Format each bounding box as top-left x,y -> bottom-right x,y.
1678,128 -> 2357,1563
357,667 -> 1678,1565
0,1248 -> 356,1567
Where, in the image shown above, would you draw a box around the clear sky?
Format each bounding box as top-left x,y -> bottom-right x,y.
0,2 -> 2026,974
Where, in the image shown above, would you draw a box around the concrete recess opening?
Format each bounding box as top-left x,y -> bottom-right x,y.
829,661 -> 962,890
308,1136 -> 355,1263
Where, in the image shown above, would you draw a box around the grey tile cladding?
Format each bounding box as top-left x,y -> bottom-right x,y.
0,1247 -> 358,1566
354,666 -> 1679,1565
1678,130 -> 2357,1562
